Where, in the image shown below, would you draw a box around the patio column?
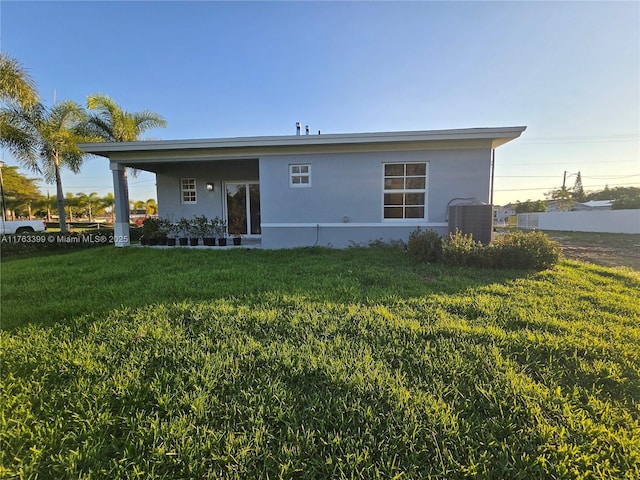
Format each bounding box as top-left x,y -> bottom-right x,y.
111,163 -> 130,247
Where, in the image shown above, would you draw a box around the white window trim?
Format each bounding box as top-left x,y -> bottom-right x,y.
181,178 -> 197,204
289,164 -> 311,188
382,162 -> 428,222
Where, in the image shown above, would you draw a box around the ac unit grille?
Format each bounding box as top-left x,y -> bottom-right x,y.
448,205 -> 493,245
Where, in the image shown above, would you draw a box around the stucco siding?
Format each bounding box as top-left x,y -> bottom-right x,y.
156,159 -> 258,221
258,148 -> 491,248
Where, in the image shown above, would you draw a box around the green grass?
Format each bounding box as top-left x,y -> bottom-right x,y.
2,246 -> 639,478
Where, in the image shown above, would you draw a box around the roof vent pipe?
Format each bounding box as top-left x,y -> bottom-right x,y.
296,122 -> 301,136
305,125 -> 309,135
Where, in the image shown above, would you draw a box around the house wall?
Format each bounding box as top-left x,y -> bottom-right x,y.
156,159 -> 258,222
259,148 -> 491,248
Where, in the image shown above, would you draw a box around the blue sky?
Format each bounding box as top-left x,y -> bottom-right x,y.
1,0 -> 638,205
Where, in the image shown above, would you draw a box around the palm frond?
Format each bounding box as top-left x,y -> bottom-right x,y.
0,53 -> 39,109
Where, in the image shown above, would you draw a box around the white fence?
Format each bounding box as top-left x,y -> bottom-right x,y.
517,209 -> 640,234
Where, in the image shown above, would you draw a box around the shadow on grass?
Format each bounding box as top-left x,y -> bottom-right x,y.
1,246 -> 531,331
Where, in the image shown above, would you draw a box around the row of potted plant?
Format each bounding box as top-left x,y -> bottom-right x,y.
140,215 -> 243,247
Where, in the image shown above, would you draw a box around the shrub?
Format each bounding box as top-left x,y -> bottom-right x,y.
407,228 -> 443,263
488,230 -> 562,270
442,229 -> 487,267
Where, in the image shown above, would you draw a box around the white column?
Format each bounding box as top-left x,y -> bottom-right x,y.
111,163 -> 131,247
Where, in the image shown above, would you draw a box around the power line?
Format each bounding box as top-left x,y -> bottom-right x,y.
495,181 -> 639,192
495,173 -> 640,179
516,134 -> 640,145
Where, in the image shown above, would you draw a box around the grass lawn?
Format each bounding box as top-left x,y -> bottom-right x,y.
1,246 -> 639,478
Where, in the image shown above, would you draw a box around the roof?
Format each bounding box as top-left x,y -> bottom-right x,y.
79,126 -> 527,158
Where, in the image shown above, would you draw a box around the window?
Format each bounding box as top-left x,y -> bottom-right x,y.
383,162 -> 427,219
290,164 -> 311,187
181,178 -> 197,204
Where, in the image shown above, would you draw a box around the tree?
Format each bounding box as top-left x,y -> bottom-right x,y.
84,94 -> 167,142
83,94 -> 166,221
609,187 -> 640,209
0,53 -> 39,161
545,186 -> 573,211
515,199 -> 547,214
572,171 -> 586,202
101,192 -> 115,223
1,165 -> 41,219
33,192 -> 56,220
12,102 -> 91,233
77,191 -> 100,222
133,198 -> 158,216
65,192 -> 80,223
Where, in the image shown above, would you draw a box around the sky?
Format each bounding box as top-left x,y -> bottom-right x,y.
1,0 -> 638,206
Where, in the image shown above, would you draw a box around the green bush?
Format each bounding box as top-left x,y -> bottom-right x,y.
407,228 -> 443,263
442,229 -> 487,267
488,230 -> 562,270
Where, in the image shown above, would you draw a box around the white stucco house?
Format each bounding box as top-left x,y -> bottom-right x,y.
80,126 -> 526,248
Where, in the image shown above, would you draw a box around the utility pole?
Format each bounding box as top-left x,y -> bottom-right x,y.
562,170 -> 567,190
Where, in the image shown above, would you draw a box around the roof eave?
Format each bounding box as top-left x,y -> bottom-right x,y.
79,126 -> 527,157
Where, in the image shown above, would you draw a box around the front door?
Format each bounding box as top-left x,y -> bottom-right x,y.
225,182 -> 260,236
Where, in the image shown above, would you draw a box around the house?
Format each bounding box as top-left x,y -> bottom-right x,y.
80,126 -> 527,248
493,203 -> 516,226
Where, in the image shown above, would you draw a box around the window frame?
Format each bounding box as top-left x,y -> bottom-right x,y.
289,164 -> 311,188
382,162 -> 428,221
181,178 -> 197,204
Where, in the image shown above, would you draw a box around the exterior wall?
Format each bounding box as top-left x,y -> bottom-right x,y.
518,210 -> 640,234
156,159 -> 258,221
259,148 -> 491,248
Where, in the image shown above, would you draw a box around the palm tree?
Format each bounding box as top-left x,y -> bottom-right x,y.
84,94 -> 167,224
77,191 -> 100,222
0,53 -> 40,162
85,94 -> 167,142
65,191 -> 79,223
133,198 -> 158,216
101,192 -> 115,223
13,101 -> 90,233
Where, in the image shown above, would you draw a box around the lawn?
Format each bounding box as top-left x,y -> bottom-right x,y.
1,246 -> 639,478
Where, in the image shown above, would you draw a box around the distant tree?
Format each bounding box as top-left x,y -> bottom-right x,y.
65,192 -> 80,223
133,198 -> 158,216
610,187 -> 640,209
572,171 -> 586,202
77,192 -> 101,222
0,53 -> 39,161
545,186 -> 573,211
101,192 -> 115,223
1,165 -> 41,219
584,186 -> 639,208
515,199 -> 547,214
586,185 -> 611,201
33,192 -> 56,220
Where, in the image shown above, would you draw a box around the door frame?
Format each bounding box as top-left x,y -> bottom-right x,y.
223,181 -> 261,238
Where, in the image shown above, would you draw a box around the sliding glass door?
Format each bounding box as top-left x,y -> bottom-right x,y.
225,182 -> 260,236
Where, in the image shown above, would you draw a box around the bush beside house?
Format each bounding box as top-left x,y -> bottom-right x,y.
408,229 -> 561,270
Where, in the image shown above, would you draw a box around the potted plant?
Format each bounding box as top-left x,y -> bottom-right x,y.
177,217 -> 191,246
141,217 -> 161,246
203,216 -> 217,246
213,216 -> 227,246
157,218 -> 171,246
166,218 -> 178,246
187,216 -> 201,246
229,217 -> 243,246
193,215 -> 210,246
